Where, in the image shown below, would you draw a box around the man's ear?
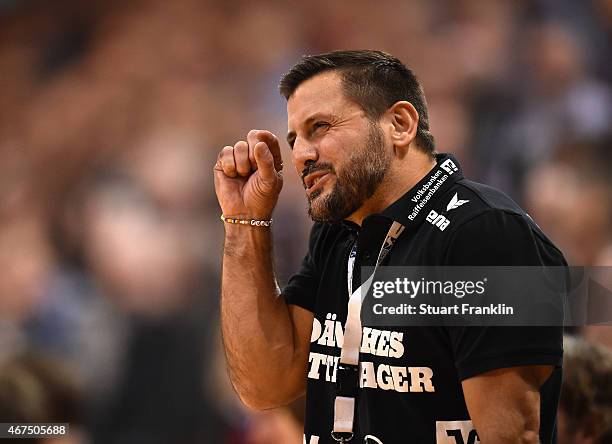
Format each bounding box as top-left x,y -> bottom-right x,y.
387,101 -> 419,154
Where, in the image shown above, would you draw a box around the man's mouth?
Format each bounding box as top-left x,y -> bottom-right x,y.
303,171 -> 331,194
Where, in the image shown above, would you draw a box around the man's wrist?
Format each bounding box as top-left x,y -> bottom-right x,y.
221,214 -> 273,227
223,223 -> 272,258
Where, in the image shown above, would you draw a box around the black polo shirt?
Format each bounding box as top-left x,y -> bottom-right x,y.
283,154 -> 565,444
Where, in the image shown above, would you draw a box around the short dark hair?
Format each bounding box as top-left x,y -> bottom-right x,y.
279,50 -> 435,153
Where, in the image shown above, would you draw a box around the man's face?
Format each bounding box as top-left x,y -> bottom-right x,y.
286,71 -> 392,222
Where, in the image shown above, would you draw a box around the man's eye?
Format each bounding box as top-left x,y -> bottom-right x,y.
313,122 -> 330,132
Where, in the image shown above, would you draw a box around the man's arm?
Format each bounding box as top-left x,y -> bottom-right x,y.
222,226 -> 312,409
214,130 -> 312,410
444,210 -> 564,443
462,365 -> 553,443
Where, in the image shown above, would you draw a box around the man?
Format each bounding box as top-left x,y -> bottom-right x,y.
214,50 -> 565,443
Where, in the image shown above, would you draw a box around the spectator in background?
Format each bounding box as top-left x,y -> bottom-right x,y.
73,165 -> 224,444
474,22 -> 612,198
558,335 -> 612,444
524,139 -> 612,267
524,139 -> 612,350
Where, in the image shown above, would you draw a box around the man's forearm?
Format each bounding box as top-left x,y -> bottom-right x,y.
463,366 -> 549,443
221,225 -> 298,408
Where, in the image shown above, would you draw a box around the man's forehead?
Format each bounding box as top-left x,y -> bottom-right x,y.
287,71 -> 347,127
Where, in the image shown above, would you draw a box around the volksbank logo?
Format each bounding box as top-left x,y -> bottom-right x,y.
427,210 -> 450,231
440,159 -> 458,175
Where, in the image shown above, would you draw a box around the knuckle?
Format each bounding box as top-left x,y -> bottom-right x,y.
260,129 -> 274,139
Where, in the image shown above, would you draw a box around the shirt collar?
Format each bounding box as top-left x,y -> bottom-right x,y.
381,153 -> 464,227
341,153 -> 463,232
340,153 -> 464,231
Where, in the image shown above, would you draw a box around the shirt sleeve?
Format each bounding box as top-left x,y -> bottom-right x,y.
281,223 -> 324,313
443,209 -> 564,381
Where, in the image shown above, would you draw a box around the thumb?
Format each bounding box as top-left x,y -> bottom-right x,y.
254,141 -> 279,183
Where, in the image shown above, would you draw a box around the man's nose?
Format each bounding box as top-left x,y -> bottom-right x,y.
291,138 -> 318,172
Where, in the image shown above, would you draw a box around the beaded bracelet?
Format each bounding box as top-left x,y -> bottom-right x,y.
220,214 -> 273,227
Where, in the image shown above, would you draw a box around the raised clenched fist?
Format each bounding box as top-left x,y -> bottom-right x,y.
213,130 -> 284,221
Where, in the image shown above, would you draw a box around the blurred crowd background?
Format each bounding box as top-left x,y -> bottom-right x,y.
0,0 -> 610,443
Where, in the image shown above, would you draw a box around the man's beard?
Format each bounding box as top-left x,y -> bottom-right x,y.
306,122 -> 391,223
